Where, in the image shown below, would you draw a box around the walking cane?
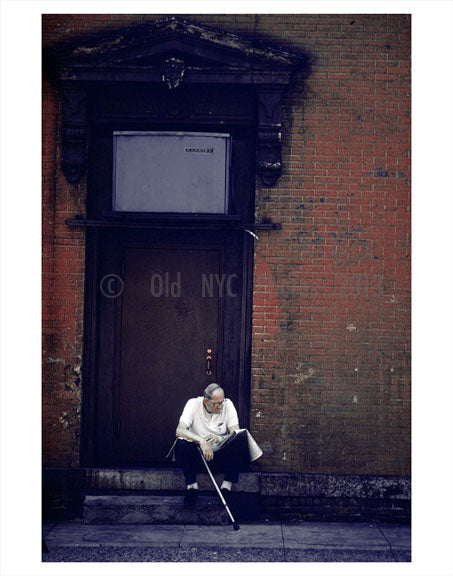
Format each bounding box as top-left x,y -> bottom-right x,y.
197,446 -> 240,531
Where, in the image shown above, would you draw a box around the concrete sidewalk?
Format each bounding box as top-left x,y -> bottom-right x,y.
42,519 -> 411,562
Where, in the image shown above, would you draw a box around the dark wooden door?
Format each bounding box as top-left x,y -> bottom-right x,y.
83,112 -> 255,468
115,244 -> 224,464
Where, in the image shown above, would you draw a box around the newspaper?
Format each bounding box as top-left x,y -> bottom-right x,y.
211,428 -> 263,461
243,428 -> 263,461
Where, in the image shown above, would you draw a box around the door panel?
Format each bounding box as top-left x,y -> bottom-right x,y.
116,245 -> 224,464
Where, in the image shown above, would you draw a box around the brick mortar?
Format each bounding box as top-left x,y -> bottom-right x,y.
42,14 -> 411,476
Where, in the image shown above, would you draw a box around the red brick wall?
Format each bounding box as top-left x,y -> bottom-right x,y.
42,71 -> 86,466
251,14 -> 411,475
42,14 -> 411,475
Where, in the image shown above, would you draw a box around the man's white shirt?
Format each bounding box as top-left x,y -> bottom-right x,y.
178,396 -> 239,439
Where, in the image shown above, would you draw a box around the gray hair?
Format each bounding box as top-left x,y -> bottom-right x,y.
203,383 -> 223,399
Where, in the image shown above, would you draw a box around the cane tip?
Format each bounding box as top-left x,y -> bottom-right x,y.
233,522 -> 240,531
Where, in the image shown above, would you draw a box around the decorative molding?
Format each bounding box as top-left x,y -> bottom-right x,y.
91,85 -> 254,125
54,17 -> 301,85
61,86 -> 87,184
49,17 -> 303,185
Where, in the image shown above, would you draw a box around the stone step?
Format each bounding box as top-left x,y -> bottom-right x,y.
84,467 -> 260,493
44,467 -> 411,523
83,494 -> 261,525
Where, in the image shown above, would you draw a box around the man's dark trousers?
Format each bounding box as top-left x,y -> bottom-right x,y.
175,433 -> 250,485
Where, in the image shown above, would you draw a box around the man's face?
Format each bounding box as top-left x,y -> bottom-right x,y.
203,389 -> 225,414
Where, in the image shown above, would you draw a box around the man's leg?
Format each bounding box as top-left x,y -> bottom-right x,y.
175,439 -> 204,484
211,431 -> 250,485
209,433 -> 250,517
175,439 -> 204,506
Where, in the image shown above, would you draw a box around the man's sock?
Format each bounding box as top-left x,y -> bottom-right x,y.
221,480 -> 232,491
187,482 -> 198,490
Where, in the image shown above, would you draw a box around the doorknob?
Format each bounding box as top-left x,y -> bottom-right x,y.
206,348 -> 213,375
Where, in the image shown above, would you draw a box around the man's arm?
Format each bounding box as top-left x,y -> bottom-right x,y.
175,420 -> 214,461
225,399 -> 240,433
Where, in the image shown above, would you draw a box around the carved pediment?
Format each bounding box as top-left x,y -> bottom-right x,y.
46,16 -> 305,186
50,16 -> 302,85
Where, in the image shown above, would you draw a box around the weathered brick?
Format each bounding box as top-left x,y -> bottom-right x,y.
42,14 -> 410,476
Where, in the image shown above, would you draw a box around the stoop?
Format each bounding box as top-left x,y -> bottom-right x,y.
84,495 -> 231,525
43,467 -> 411,524
82,468 -> 261,525
83,467 -> 260,492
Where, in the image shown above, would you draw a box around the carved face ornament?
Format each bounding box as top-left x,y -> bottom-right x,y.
161,57 -> 185,89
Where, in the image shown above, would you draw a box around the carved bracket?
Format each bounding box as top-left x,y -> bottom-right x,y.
257,88 -> 284,187
61,86 -> 87,183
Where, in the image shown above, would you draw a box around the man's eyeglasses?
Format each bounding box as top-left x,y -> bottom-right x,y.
207,399 -> 224,407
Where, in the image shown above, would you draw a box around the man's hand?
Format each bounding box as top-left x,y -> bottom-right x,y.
205,434 -> 221,445
199,439 -> 214,461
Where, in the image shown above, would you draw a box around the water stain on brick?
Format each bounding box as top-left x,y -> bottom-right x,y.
260,441 -> 273,453
288,362 -> 316,385
368,168 -> 407,179
47,357 -> 65,364
59,412 -> 69,430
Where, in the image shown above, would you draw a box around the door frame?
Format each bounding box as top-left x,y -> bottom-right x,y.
79,85 -> 257,467
80,218 -> 255,468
